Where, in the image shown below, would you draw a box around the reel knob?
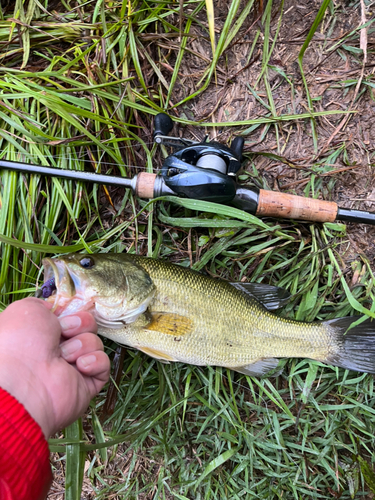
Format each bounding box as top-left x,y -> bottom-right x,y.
229,137 -> 244,169
153,113 -> 174,143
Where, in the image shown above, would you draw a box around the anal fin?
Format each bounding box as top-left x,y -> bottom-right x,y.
138,346 -> 178,363
228,358 -> 282,377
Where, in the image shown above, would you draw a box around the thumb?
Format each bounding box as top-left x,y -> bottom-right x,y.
0,298 -> 61,354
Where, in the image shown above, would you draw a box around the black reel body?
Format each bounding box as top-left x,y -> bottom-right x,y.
161,153 -> 237,203
161,142 -> 240,203
155,114 -> 244,203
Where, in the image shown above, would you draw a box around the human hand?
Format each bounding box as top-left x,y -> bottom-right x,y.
0,297 -> 110,438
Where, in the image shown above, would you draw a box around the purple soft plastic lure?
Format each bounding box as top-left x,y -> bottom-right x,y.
40,277 -> 56,299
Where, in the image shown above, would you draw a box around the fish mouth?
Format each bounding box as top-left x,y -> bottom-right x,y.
42,258 -> 87,316
41,255 -> 156,325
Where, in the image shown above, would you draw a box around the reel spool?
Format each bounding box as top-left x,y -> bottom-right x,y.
196,154 -> 227,174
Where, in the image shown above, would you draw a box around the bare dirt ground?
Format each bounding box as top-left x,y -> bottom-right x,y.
166,0 -> 375,262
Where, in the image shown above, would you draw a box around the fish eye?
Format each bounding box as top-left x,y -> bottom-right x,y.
79,257 -> 95,269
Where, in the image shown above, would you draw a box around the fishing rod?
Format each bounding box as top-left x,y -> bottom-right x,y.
0,113 -> 374,226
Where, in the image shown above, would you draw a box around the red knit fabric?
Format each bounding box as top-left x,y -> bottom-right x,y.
0,387 -> 52,500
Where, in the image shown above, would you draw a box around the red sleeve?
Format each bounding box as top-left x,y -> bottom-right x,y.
0,388 -> 52,500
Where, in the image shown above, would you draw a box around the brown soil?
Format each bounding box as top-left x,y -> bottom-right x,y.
166,0 -> 375,262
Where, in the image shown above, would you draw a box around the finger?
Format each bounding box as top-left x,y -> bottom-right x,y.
76,350 -> 111,393
58,312 -> 98,337
60,332 -> 103,363
1,297 -> 52,317
35,299 -> 54,310
0,298 -> 61,348
21,297 -> 51,307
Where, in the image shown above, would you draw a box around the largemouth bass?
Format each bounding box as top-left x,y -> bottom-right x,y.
41,253 -> 375,376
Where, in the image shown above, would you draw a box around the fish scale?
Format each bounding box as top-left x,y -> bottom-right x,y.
42,253 -> 375,376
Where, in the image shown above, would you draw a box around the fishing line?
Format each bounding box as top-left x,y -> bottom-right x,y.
0,140 -> 168,171
0,139 -> 158,155
0,155 -> 151,172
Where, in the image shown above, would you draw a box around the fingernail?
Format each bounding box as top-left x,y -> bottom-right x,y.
80,354 -> 96,367
59,316 -> 81,331
61,339 -> 82,357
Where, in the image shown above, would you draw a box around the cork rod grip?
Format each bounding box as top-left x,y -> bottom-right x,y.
256,190 -> 338,223
135,172 -> 157,199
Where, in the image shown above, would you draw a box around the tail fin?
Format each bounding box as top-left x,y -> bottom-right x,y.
326,317 -> 375,374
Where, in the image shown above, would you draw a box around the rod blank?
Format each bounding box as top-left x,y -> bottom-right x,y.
2,159 -> 375,226
0,159 -> 135,189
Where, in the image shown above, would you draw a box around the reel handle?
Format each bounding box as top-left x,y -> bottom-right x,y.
153,113 -> 174,140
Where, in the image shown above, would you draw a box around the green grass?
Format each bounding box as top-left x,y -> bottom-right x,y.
1,0 -> 375,498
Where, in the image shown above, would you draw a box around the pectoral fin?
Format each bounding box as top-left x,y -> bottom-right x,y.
138,346 -> 177,363
146,312 -> 193,336
228,358 -> 282,377
137,313 -> 192,363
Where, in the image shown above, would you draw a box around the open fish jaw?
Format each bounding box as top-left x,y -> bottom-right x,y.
42,255 -> 156,325
42,258 -> 94,316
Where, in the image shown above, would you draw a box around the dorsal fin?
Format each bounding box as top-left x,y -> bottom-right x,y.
230,282 -> 291,310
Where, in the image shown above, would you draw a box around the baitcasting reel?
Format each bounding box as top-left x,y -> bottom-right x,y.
154,113 -> 244,203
